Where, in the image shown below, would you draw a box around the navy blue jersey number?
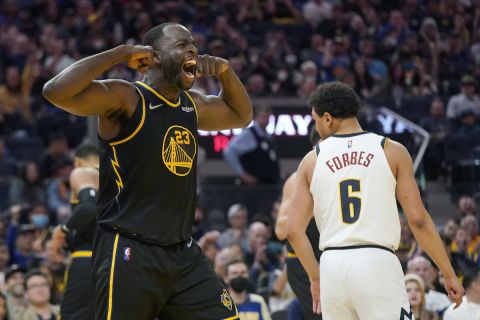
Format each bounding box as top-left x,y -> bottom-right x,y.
339,179 -> 361,223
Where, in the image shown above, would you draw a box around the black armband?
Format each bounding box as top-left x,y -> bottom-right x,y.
65,187 -> 97,230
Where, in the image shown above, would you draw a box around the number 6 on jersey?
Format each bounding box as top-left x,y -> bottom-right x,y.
339,179 -> 361,223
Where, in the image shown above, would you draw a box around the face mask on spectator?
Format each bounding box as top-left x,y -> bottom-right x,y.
229,276 -> 248,293
31,214 -> 49,228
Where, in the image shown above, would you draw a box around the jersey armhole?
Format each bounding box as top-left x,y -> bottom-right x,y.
315,144 -> 320,155
381,137 -> 389,149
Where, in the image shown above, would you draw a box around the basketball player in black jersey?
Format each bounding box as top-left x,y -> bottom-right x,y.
43,23 -> 252,320
51,144 -> 99,319
52,144 -> 100,320
276,127 -> 322,320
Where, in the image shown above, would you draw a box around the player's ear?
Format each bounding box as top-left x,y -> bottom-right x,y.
154,50 -> 161,65
324,112 -> 333,126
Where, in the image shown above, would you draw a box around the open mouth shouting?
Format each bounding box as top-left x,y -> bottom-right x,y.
182,58 -> 197,81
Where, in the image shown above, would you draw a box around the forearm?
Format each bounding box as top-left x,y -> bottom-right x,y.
410,214 -> 456,277
287,231 -> 319,280
43,45 -> 128,101
218,67 -> 253,126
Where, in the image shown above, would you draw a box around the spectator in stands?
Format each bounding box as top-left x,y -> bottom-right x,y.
5,264 -> 27,319
458,195 -> 477,217
443,270 -> 480,319
39,133 -> 70,180
407,256 -> 451,313
397,218 -> 420,270
405,273 -> 439,320
358,38 -> 388,95
224,105 -> 280,185
242,222 -> 278,289
214,246 -> 244,280
420,98 -> 451,180
461,215 -> 480,257
17,269 -> 59,320
446,75 -> 480,119
46,159 -> 72,223
218,204 -> 249,249
9,161 -> 46,207
456,109 -> 480,135
7,222 -> 36,270
198,231 -> 221,265
0,63 -> 35,136
224,260 -> 271,320
442,219 -> 460,242
302,0 -> 333,28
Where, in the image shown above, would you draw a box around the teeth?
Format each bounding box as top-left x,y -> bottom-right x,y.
184,59 -> 196,67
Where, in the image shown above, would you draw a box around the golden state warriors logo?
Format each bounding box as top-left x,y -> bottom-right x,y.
162,125 -> 196,176
220,289 -> 233,311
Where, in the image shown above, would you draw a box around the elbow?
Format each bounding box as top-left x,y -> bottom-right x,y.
275,227 -> 287,241
286,227 -> 301,243
240,101 -> 253,127
42,81 -> 57,103
408,214 -> 429,231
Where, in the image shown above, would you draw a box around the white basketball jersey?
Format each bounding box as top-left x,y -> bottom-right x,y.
310,132 -> 400,251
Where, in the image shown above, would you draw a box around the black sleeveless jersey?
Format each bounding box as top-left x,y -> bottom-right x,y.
287,218 -> 321,260
97,81 -> 198,245
67,200 -> 96,251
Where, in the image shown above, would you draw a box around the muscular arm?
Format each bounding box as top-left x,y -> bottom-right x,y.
42,45 -> 152,117
189,56 -> 253,130
286,151 -> 319,280
387,140 -> 464,305
275,173 -> 296,241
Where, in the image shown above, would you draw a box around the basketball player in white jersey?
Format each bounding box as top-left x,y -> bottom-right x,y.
287,82 -> 464,319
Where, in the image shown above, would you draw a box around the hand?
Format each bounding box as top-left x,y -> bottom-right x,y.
310,278 -> 321,314
254,245 -> 268,264
240,172 -> 258,186
51,225 -> 67,262
9,205 -> 22,224
444,275 -> 465,308
123,45 -> 155,73
196,54 -> 230,77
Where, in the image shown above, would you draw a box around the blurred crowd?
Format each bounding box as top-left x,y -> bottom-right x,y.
0,0 -> 479,319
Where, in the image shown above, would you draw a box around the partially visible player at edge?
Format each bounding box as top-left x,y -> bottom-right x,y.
287,82 -> 464,319
43,23 -> 252,320
51,144 -> 100,320
275,126 -> 321,320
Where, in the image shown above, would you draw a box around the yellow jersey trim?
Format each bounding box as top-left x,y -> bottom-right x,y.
183,91 -> 199,123
110,146 -> 124,194
136,81 -> 181,107
70,199 -> 80,205
109,87 -> 146,146
286,252 -> 297,258
224,305 -> 239,320
71,250 -> 93,258
107,234 -> 119,320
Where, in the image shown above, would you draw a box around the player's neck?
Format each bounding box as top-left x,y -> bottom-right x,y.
143,72 -> 181,103
332,118 -> 363,136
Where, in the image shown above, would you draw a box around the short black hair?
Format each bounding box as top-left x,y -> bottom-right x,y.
309,82 -> 360,119
24,269 -> 48,290
143,23 -> 179,47
74,144 -> 100,159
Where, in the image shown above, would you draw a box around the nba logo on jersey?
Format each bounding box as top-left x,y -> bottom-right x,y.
347,140 -> 352,148
123,246 -> 132,262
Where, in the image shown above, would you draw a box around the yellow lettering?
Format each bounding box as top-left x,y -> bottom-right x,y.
175,130 -> 190,144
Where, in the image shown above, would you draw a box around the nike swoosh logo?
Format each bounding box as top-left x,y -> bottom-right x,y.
149,102 -> 164,109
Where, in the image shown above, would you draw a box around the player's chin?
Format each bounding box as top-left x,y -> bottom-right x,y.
180,71 -> 195,90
